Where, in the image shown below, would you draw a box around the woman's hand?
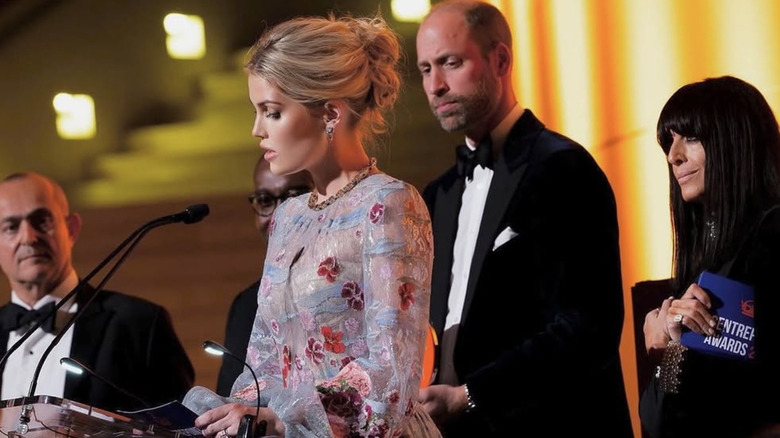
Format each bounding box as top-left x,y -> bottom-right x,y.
666,283 -> 718,341
644,296 -> 674,353
195,403 -> 285,437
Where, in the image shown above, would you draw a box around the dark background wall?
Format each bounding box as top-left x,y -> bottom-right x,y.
0,0 -> 458,392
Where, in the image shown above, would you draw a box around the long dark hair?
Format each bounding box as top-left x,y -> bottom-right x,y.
657,75 -> 780,289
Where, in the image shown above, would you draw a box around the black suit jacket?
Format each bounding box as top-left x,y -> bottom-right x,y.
0,285 -> 194,412
423,110 -> 632,437
215,279 -> 259,397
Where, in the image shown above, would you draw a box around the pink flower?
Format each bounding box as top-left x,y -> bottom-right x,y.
299,310 -> 315,331
335,361 -> 372,397
270,320 -> 279,335
349,339 -> 367,357
369,203 -> 385,224
295,354 -> 304,370
344,317 -> 360,335
398,282 -> 415,311
341,281 -> 364,310
317,257 -> 341,283
306,337 -> 325,364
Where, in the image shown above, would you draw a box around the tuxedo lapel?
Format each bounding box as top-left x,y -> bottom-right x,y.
460,110 -> 542,323
64,286 -> 112,399
430,174 -> 464,334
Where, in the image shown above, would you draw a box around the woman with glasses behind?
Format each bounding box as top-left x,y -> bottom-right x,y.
215,157 -> 312,397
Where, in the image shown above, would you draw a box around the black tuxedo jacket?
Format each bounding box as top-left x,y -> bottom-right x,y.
0,285 -> 194,413
215,279 -> 259,397
423,110 -> 632,437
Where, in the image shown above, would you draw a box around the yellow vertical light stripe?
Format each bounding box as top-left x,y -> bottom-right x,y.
714,0 -> 780,105
549,0 -> 594,150
622,0 -> 675,281
512,0 -> 537,110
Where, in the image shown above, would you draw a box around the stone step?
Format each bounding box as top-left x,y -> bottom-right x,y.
124,105 -> 256,156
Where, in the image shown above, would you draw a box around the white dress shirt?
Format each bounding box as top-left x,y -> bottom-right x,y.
2,271 -> 79,400
438,104 -> 526,385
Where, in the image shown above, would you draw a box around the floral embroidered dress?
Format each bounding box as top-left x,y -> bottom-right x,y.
185,173 -> 435,438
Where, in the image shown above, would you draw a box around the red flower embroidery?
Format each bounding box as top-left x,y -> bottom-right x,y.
398,282 -> 415,311
306,337 -> 325,364
341,281 -> 364,310
368,203 -> 385,224
322,326 -> 346,354
282,345 -> 291,387
388,389 -> 400,404
317,257 -> 341,283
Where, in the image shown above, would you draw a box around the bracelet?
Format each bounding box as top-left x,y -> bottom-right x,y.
464,383 -> 477,413
657,340 -> 687,394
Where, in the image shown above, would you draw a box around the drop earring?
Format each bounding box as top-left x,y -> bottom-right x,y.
325,125 -> 334,141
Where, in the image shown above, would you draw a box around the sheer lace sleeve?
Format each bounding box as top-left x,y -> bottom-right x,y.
314,182 -> 433,436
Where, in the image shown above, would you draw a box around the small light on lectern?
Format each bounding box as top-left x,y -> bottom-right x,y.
59,358 -> 85,375
203,340 -> 226,356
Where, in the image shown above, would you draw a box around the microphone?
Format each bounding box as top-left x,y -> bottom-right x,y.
203,340 -> 265,438
59,357 -> 152,409
0,203 -> 211,371
156,203 -> 210,225
7,204 -> 209,433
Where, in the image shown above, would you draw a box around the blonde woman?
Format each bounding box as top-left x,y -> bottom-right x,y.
184,14 -> 440,438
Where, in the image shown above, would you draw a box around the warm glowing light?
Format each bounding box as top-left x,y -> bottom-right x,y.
163,13 -> 206,59
550,0 -> 593,149
52,93 -> 96,140
391,0 -> 430,22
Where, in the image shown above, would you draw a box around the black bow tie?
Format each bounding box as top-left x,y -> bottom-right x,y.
456,138 -> 493,181
1,302 -> 57,333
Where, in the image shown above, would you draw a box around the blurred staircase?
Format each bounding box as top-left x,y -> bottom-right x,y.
70,50 -> 260,208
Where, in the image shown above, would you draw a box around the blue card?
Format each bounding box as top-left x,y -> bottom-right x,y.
680,271 -> 755,361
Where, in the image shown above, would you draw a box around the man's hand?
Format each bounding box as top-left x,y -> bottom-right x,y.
418,384 -> 469,427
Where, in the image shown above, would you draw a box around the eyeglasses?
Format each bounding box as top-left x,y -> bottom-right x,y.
248,187 -> 311,217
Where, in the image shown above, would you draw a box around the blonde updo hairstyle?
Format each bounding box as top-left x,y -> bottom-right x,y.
245,14 -> 402,145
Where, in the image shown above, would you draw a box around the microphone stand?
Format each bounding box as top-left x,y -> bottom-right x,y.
60,357 -> 152,409
0,218 -> 148,370
12,204 -> 209,433
0,205 -> 203,369
203,341 -> 265,438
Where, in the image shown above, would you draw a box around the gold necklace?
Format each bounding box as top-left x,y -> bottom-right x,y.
308,158 -> 377,211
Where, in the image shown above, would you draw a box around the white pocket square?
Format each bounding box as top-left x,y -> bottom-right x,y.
493,226 -> 519,251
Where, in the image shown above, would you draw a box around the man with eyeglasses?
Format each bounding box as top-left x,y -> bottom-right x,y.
215,157 -> 312,396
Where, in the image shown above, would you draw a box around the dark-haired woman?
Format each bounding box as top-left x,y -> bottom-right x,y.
641,75 -> 780,438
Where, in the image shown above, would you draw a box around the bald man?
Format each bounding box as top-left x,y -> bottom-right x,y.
0,172 -> 194,412
215,158 -> 311,396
